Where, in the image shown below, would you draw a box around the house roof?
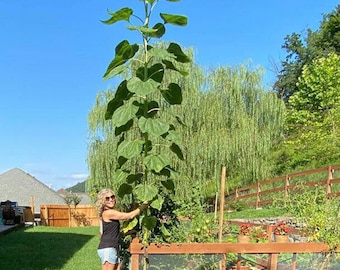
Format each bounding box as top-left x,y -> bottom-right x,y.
0,168 -> 66,213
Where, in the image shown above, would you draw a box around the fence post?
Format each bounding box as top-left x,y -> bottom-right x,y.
292,253 -> 297,270
44,205 -> 49,226
326,166 -> 333,197
267,225 -> 273,243
284,175 -> 290,197
131,254 -> 139,270
256,182 -> 261,209
235,188 -> 239,198
268,253 -> 278,270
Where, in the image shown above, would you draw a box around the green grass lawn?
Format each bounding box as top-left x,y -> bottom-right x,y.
0,226 -> 101,270
0,208 -> 288,270
225,207 -> 289,219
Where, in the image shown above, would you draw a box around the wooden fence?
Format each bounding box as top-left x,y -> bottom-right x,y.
40,204 -> 100,227
225,164 -> 340,209
130,238 -> 338,270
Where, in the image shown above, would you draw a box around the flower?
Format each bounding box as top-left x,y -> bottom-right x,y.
251,226 -> 268,243
273,222 -> 290,235
239,223 -> 252,236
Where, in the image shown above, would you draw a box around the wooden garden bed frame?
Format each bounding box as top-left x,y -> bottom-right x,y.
129,238 -> 337,270
129,166 -> 340,269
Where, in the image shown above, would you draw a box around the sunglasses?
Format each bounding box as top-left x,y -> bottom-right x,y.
105,195 -> 116,201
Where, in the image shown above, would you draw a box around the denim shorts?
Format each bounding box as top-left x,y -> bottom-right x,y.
97,247 -> 119,264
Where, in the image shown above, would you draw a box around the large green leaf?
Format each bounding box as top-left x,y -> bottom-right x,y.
160,13 -> 187,26
143,139 -> 153,153
148,63 -> 164,83
150,195 -> 164,210
103,40 -> 139,80
127,77 -> 160,97
103,58 -> 125,80
161,224 -> 171,239
161,83 -> 182,105
144,154 -> 170,172
126,25 -> 158,34
126,173 -> 143,184
106,80 -> 132,119
145,100 -> 160,117
161,179 -> 175,191
115,80 -> 133,101
114,119 -> 133,136
170,143 -> 184,160
167,42 -> 191,63
141,216 -> 157,230
111,102 -> 139,127
138,117 -> 169,137
146,23 -> 166,38
134,184 -> 158,201
148,47 -> 175,60
162,59 -> 188,76
113,169 -> 128,185
102,7 -> 133,24
136,63 -> 164,83
118,183 -> 133,197
122,218 -> 138,233
117,140 -> 144,159
103,65 -> 128,81
165,130 -> 182,144
153,167 -> 171,177
105,98 -> 124,120
117,156 -> 128,168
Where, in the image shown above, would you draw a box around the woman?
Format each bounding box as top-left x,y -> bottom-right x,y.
95,188 -> 147,270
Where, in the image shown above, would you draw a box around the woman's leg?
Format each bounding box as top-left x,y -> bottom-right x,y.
99,248 -> 119,270
102,261 -> 115,270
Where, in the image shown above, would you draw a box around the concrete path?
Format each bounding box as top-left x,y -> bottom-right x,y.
0,223 -> 24,236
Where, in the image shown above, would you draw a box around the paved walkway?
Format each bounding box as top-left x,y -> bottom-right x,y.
0,223 -> 25,236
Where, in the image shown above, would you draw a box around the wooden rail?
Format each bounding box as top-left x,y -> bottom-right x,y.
129,238 -> 337,270
225,164 -> 340,209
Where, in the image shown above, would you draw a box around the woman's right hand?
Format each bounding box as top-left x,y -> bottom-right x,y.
138,201 -> 149,212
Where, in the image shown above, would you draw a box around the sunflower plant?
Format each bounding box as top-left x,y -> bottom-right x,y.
101,0 -> 190,257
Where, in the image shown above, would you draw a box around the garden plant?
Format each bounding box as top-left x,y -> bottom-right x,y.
282,184 -> 340,269
99,0 -> 190,267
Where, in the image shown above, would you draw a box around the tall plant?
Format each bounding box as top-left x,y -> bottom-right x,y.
100,0 -> 190,247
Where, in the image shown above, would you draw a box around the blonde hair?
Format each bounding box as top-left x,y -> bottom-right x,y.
95,188 -> 115,217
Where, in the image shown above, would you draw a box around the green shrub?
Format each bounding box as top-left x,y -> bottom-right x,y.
228,200 -> 248,211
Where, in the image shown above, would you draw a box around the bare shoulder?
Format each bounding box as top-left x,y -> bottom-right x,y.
102,208 -> 135,221
102,209 -> 120,220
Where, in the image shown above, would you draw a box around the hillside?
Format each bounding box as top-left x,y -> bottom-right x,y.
66,181 -> 86,193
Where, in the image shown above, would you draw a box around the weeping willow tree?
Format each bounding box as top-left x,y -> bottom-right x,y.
176,64 -> 285,197
87,51 -> 285,201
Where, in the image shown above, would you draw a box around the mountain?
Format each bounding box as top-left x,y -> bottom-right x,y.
66,181 -> 86,193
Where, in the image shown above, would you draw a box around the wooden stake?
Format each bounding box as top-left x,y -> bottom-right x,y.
218,166 -> 226,242
214,192 -> 218,220
30,196 -> 34,216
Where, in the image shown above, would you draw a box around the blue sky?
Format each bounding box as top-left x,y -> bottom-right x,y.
1,0 -> 338,191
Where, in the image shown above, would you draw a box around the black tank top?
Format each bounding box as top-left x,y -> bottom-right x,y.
98,219 -> 120,249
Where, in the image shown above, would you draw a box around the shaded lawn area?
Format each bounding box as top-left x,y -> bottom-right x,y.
0,226 -> 101,270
